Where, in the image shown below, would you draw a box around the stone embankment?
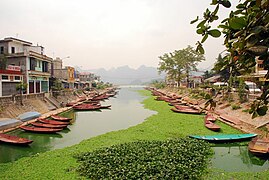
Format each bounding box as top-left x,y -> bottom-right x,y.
0,91 -> 79,132
0,91 -> 77,119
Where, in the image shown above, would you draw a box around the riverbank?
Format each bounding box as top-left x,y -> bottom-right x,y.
0,89 -> 268,179
157,87 -> 269,137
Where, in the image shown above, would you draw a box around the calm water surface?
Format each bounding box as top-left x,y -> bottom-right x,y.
212,144 -> 269,172
0,86 -> 156,163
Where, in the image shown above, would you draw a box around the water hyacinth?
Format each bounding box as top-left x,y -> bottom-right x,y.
76,138 -> 213,179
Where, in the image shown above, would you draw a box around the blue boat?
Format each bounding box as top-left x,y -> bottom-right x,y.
0,119 -> 22,130
189,134 -> 257,142
17,111 -> 41,122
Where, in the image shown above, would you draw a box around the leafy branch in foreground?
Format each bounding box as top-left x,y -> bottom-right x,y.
75,138 -> 213,179
192,0 -> 269,118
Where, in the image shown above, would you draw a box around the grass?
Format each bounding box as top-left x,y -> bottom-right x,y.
0,90 -> 267,179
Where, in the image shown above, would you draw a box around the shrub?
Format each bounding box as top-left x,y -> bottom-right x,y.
76,138 -> 213,179
231,104 -> 241,110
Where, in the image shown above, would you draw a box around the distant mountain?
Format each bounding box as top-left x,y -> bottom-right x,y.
76,65 -> 165,85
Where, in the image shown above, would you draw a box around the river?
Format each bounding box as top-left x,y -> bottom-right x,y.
0,86 -> 156,163
0,86 -> 268,172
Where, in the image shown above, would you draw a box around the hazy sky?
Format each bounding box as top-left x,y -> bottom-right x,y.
0,0 -> 232,70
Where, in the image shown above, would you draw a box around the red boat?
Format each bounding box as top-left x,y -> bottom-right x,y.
38,118 -> 70,125
31,122 -> 68,128
205,114 -> 216,122
91,94 -> 109,101
73,104 -> 101,111
171,107 -> 201,114
66,101 -> 77,107
0,133 -> 33,145
50,115 -> 72,121
204,119 -> 221,131
20,125 -> 63,133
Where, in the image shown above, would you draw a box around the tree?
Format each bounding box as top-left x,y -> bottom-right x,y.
213,54 -> 231,82
192,0 -> 269,118
158,46 -> 205,87
16,82 -> 27,106
202,70 -> 214,79
158,52 -> 184,86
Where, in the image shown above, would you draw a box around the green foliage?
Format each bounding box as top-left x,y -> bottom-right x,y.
51,79 -> 63,91
192,0 -> 269,117
158,45 -> 205,87
76,138 -> 213,179
238,79 -> 248,103
0,90 -> 252,179
231,104 -> 241,110
15,82 -> 27,92
150,80 -> 166,89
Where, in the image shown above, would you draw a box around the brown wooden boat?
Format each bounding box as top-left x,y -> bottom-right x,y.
205,114 -> 217,122
204,119 -> 221,131
0,133 -> 33,145
171,107 -> 201,114
73,104 -> 101,111
91,94 -> 109,101
38,118 -> 70,125
66,101 -> 77,107
248,137 -> 269,154
20,125 -> 63,133
50,115 -> 72,121
31,122 -> 68,128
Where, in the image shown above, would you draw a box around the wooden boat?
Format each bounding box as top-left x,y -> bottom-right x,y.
50,115 -> 72,121
73,104 -> 101,111
20,125 -> 63,133
248,137 -> 269,154
38,118 -> 70,125
171,107 -> 201,114
83,100 -> 100,105
31,122 -> 68,129
66,101 -> 77,107
205,114 -> 216,122
204,119 -> 220,131
174,104 -> 193,110
92,94 -> 109,101
0,133 -> 33,145
189,134 -> 257,142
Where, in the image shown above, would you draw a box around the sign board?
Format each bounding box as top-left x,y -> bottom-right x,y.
7,65 -> 21,71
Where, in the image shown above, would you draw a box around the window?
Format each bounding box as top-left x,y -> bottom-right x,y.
30,58 -> 37,70
0,46 -> 4,54
11,47 -> 15,53
2,75 -> 8,80
42,61 -> 48,72
15,76 -> 21,80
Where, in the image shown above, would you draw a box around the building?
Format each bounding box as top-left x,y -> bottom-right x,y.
51,57 -> 75,89
0,64 -> 23,96
79,72 -> 96,88
0,37 -> 52,96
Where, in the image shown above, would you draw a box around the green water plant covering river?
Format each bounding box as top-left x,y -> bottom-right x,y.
0,90 -> 268,179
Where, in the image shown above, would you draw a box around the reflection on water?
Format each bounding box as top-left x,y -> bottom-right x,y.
0,86 -> 156,163
212,144 -> 269,172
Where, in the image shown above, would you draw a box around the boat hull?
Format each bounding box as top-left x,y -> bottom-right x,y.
189,134 -> 257,142
0,133 -> 33,145
20,126 -> 63,133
